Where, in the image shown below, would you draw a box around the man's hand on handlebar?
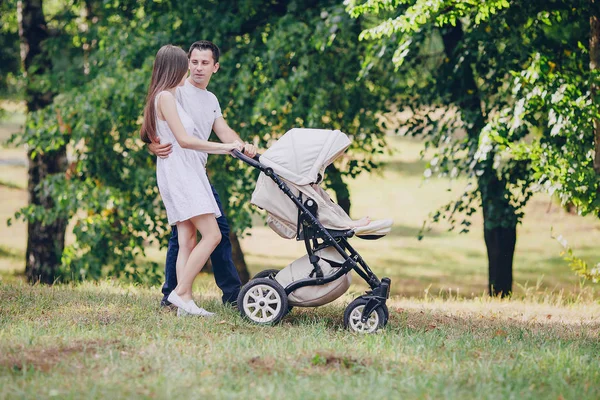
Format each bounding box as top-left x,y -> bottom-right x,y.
242,143 -> 258,158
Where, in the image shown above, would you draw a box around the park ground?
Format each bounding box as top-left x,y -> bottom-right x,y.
1,102 -> 599,399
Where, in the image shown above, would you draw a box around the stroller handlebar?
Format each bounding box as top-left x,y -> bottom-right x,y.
231,149 -> 262,169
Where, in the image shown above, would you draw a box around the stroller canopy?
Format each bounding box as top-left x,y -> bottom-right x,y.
259,128 -> 351,186
251,127 -> 393,240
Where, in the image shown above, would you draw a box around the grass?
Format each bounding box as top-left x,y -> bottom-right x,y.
0,280 -> 599,399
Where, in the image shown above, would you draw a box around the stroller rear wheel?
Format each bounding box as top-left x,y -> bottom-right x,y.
250,269 -> 294,315
343,298 -> 387,334
237,278 -> 289,325
251,269 -> 280,280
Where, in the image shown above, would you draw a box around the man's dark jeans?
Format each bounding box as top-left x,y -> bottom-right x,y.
161,185 -> 242,304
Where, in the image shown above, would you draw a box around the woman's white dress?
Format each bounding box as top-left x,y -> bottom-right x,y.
155,91 -> 221,225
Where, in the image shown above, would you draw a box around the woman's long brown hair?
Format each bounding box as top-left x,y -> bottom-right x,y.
140,45 -> 189,144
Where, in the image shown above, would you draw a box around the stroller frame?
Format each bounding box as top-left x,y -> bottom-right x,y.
234,150 -> 391,323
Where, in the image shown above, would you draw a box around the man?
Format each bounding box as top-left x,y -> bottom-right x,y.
149,40 -> 257,306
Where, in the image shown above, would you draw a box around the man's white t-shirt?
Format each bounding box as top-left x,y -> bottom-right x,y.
176,79 -> 222,166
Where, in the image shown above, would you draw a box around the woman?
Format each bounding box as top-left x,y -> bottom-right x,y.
141,45 -> 243,316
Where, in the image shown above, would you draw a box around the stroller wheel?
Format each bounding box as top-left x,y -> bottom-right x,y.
381,304 -> 389,324
237,278 -> 289,325
343,298 -> 387,334
251,269 -> 280,280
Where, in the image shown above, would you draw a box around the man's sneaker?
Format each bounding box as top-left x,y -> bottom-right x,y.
160,298 -> 176,311
223,293 -> 239,308
225,299 -> 238,308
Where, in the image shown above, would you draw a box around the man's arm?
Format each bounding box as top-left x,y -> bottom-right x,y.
213,117 -> 257,157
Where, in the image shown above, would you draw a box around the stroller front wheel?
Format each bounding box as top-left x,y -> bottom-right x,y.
237,278 -> 289,325
343,298 -> 387,334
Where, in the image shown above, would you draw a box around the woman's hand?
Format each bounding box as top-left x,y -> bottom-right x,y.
243,143 -> 258,158
226,140 -> 245,154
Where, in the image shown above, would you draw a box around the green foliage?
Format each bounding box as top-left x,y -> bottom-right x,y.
349,0 -> 591,226
492,52 -> 599,215
0,0 -> 23,99
8,0 -> 393,282
554,230 -> 600,283
350,0 -> 598,281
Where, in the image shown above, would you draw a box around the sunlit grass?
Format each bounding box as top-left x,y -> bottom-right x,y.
0,280 -> 598,399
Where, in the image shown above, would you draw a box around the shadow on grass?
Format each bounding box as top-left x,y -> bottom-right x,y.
282,302 -> 600,349
0,245 -> 23,260
381,159 -> 428,177
385,224 -> 446,238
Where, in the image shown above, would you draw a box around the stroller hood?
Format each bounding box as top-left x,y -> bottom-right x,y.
259,128 -> 351,186
251,127 -> 393,240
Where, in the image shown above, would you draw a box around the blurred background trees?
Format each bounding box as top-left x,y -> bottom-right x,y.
1,0 -> 599,292
348,0 -> 599,294
4,0 -> 392,284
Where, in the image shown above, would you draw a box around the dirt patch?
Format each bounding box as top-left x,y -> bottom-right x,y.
247,356 -> 278,373
0,339 -> 123,372
242,353 -> 371,376
308,352 -> 370,370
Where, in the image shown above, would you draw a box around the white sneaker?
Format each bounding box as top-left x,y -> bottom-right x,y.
177,307 -> 190,317
166,291 -> 188,309
189,303 -> 215,317
168,292 -> 215,317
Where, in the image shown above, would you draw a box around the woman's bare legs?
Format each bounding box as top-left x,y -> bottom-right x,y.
174,220 -> 195,295
173,213 -> 222,303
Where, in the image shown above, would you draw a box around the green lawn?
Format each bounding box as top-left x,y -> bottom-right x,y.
0,101 -> 27,275
0,281 -> 598,399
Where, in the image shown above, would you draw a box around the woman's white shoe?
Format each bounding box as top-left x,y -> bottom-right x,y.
189,303 -> 215,317
166,291 -> 188,309
167,292 -> 215,317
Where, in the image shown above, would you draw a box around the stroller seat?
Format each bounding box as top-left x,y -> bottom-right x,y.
354,218 -> 393,239
252,162 -> 393,240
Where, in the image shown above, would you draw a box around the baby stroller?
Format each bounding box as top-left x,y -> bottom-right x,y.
234,128 -> 393,333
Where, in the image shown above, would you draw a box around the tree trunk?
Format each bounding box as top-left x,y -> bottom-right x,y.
325,164 -> 351,214
484,226 -> 516,297
229,231 -> 250,284
18,0 -> 68,284
25,152 -> 68,283
442,21 -> 517,296
591,0 -> 600,174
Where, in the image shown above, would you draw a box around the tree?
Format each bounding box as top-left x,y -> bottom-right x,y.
9,0 -> 392,283
16,0 -> 69,284
593,1 -> 600,176
348,0 -> 591,295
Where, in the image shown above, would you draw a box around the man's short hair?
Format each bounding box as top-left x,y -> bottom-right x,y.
188,40 -> 220,63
